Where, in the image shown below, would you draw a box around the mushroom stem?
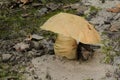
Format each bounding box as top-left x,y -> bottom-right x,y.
54,34 -> 77,59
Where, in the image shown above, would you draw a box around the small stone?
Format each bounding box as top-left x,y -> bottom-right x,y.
32,3 -> 43,7
2,54 -> 12,61
38,7 -> 48,16
76,6 -> 88,16
70,3 -> 81,9
21,13 -> 30,18
114,56 -> 120,65
30,41 -> 40,49
32,34 -> 44,40
109,21 -> 120,32
46,3 -> 60,11
34,74 -> 38,79
113,13 -> 120,20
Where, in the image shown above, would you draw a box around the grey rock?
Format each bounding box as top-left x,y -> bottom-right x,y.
107,32 -> 120,40
76,5 -> 88,16
40,39 -> 54,51
110,21 -> 120,32
82,0 -> 120,9
2,54 -> 12,61
98,10 -> 115,20
90,16 -> 105,25
40,39 -> 54,54
28,51 -> 34,57
28,49 -> 43,57
113,13 -> 120,20
34,74 -> 39,79
114,56 -> 120,65
32,3 -> 43,7
32,34 -> 44,40
38,7 -> 48,16
30,41 -> 40,49
70,3 -> 81,9
46,3 -> 60,11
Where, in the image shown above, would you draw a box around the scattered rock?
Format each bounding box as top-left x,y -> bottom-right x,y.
31,34 -> 44,40
30,41 -> 40,49
40,39 -> 54,51
76,5 -> 88,16
2,54 -> 12,62
114,56 -> 120,65
34,74 -> 39,79
32,3 -> 43,7
113,13 -> 120,20
70,3 -> 81,9
46,3 -> 61,11
109,21 -> 120,32
107,32 -> 120,40
13,42 -> 30,51
0,0 -> 120,80
38,7 -> 48,16
21,13 -> 30,18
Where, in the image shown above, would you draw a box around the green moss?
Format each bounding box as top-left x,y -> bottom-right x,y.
90,6 -> 101,12
101,40 -> 114,63
0,63 -> 25,80
0,0 -> 79,40
40,0 -> 81,4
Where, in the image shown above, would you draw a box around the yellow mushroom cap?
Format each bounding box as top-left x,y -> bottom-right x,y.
41,12 -> 101,44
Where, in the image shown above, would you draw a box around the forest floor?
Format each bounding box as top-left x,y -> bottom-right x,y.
0,0 -> 120,80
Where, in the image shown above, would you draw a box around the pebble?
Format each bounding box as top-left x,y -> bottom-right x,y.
70,3 -> 81,9
31,34 -> 44,40
113,13 -> 120,20
109,21 -> 120,32
30,41 -> 40,49
114,56 -> 120,65
2,54 -> 12,62
38,7 -> 48,16
32,3 -> 43,7
46,3 -> 60,11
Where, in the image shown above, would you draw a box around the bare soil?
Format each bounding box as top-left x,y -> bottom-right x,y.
30,51 -> 114,80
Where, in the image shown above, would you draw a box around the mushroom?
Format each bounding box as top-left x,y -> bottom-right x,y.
40,12 -> 101,59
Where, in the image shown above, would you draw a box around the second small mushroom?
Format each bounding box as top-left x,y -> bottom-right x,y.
40,12 -> 101,59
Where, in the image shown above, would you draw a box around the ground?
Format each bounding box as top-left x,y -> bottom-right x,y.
0,0 -> 120,80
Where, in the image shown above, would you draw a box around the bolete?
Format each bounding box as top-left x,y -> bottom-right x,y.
40,12 -> 100,59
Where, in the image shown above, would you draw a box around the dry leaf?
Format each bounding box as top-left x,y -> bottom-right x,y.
117,4 -> 120,8
107,4 -> 120,13
107,8 -> 120,13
